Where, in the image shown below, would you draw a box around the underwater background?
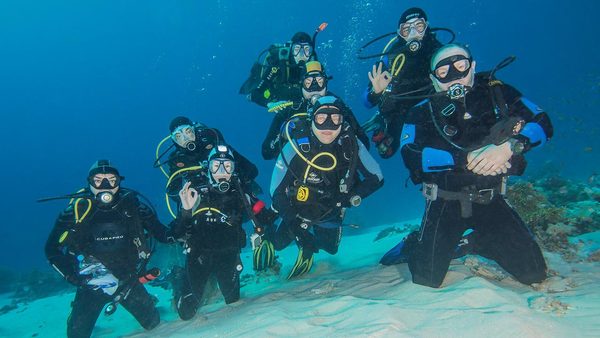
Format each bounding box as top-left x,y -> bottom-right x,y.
0,0 -> 598,275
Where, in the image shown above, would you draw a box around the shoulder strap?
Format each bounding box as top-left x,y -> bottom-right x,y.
488,78 -> 509,119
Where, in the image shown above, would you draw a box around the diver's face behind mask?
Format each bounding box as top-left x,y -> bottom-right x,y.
89,173 -> 120,203
209,159 -> 234,183
311,106 -> 343,144
398,17 -> 428,44
292,43 -> 313,64
302,73 -> 327,100
171,125 -> 196,150
429,45 -> 477,95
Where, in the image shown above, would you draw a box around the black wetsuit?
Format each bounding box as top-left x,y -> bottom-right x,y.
261,93 -> 370,160
45,189 -> 173,338
169,177 -> 274,320
166,124 -> 258,196
362,33 -> 442,158
398,74 -> 553,288
243,44 -> 312,107
269,122 -> 384,256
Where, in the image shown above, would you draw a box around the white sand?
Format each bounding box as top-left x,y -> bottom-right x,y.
1,221 -> 599,338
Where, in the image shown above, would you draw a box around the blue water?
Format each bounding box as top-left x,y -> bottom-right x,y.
0,0 -> 598,271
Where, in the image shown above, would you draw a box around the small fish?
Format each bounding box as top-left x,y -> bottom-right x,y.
588,173 -> 597,184
584,147 -> 593,153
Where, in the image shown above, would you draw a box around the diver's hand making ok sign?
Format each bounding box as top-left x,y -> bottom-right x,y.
368,61 -> 392,94
179,181 -> 199,211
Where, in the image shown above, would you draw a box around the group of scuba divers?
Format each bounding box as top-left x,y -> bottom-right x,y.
43,7 -> 554,338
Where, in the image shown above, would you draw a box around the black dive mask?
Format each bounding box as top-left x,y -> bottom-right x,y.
432,55 -> 473,84
303,74 -> 327,92
312,107 -> 344,131
88,177 -> 120,190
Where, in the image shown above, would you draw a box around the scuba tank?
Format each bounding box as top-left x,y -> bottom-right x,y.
239,23 -> 328,95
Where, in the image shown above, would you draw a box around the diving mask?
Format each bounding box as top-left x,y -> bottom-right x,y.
303,74 -> 326,92
171,125 -> 197,150
292,43 -> 313,58
398,18 -> 427,38
312,106 -> 344,131
432,55 -> 473,84
88,174 -> 120,189
209,159 -> 235,175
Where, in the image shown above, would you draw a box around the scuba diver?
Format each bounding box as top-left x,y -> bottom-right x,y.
239,24 -> 327,107
169,145 -> 276,320
44,160 -> 174,338
267,96 -> 383,279
262,60 -> 370,160
382,44 -> 553,288
359,7 -> 448,158
155,116 -> 259,215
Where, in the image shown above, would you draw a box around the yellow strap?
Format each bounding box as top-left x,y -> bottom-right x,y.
192,207 -> 225,217
284,117 -> 337,183
166,193 -> 177,219
380,36 -> 398,60
155,135 -> 172,178
303,152 -> 337,182
74,198 -> 92,223
166,166 -> 204,189
68,188 -> 86,205
391,53 -> 406,77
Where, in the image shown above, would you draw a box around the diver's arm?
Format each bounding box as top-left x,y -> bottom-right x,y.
400,115 -> 467,183
261,112 -> 289,160
137,199 -> 175,243
362,57 -> 390,108
270,143 -> 297,220
166,206 -> 195,240
45,208 -> 82,286
337,100 -> 371,150
507,88 -> 554,152
242,192 -> 277,235
351,140 -> 384,199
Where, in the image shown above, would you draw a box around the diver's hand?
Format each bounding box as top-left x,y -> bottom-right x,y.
467,142 -> 513,176
87,273 -> 119,296
179,181 -> 199,211
368,62 -> 392,94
